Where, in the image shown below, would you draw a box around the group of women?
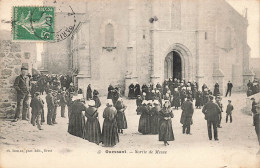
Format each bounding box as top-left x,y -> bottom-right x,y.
137,100 -> 175,146
68,97 -> 128,147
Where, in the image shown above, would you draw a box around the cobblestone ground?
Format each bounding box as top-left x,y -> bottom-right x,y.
0,93 -> 260,168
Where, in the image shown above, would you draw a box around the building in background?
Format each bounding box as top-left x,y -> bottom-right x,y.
43,0 -> 254,95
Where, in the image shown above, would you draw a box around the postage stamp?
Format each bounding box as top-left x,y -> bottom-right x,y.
12,6 -> 55,41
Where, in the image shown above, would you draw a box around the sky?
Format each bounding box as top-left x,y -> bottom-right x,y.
0,0 -> 259,60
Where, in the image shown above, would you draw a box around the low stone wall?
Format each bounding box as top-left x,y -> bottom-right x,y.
0,39 -> 36,118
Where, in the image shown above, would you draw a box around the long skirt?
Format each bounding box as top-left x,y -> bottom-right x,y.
116,111 -> 128,129
83,118 -> 102,145
128,89 -> 135,98
138,114 -> 151,134
159,119 -> 174,141
68,112 -> 85,138
102,119 -> 119,147
174,98 -> 180,107
150,114 -> 160,134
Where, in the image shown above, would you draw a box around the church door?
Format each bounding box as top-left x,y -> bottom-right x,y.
164,51 -> 182,80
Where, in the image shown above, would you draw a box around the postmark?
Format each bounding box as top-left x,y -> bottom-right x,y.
12,6 -> 55,41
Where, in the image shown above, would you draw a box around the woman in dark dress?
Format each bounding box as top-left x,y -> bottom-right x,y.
112,88 -> 120,106
195,90 -> 202,109
128,83 -> 135,99
86,84 -> 92,100
134,82 -> 141,97
102,99 -> 119,147
107,84 -> 114,99
83,100 -> 101,145
68,96 -> 86,138
159,100 -> 175,146
115,98 -> 127,134
213,82 -> 220,96
138,100 -> 151,134
150,100 -> 161,134
93,90 -> 101,109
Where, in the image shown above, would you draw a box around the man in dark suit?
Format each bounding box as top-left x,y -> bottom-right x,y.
202,95 -> 222,140
180,96 -> 194,134
13,66 -> 30,122
225,81 -> 233,97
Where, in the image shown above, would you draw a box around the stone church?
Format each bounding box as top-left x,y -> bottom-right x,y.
43,0 -> 254,95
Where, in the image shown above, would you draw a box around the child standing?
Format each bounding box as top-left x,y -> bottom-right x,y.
226,100 -> 234,123
30,92 -> 44,130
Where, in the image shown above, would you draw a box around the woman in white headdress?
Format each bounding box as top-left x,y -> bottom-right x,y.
159,100 -> 174,146
138,100 -> 151,134
150,100 -> 161,134
102,99 -> 119,147
83,100 -> 101,145
68,96 -> 86,138
115,98 -> 128,134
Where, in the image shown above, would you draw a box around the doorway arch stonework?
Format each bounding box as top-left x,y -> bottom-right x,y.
161,43 -> 193,82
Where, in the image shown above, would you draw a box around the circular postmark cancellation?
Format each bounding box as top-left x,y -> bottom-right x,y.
12,5 -> 76,42
54,5 -> 76,42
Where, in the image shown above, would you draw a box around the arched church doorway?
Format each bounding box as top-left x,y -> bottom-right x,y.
164,51 -> 182,80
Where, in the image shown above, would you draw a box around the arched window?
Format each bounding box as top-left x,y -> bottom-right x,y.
105,23 -> 114,47
224,27 -> 231,49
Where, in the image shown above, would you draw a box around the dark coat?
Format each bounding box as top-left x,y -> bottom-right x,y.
202,100 -> 221,122
115,101 -> 127,129
68,101 -> 86,138
159,108 -> 174,141
213,83 -> 220,96
93,95 -> 101,108
150,105 -> 161,134
86,86 -> 92,100
107,85 -> 114,99
227,82 -> 233,89
226,104 -> 234,115
46,94 -> 54,108
180,100 -> 194,125
83,106 -> 101,145
138,105 -> 151,134
60,94 -> 67,106
102,106 -> 119,147
128,84 -> 135,98
134,84 -> 141,96
30,97 -> 44,115
14,75 -> 30,99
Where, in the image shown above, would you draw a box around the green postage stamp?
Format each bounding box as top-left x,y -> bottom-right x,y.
13,6 -> 55,41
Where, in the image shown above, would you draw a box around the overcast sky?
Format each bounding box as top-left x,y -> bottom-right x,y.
0,0 -> 259,59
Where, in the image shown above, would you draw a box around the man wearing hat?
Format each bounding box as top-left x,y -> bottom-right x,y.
13,65 -> 30,121
202,95 -> 222,141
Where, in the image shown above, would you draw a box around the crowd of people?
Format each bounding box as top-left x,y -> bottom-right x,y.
12,66 -> 260,148
132,78 -> 235,144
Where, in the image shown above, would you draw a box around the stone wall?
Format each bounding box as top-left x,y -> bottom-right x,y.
0,30 -> 37,118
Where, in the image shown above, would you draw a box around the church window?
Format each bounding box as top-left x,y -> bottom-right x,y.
105,23 -> 114,47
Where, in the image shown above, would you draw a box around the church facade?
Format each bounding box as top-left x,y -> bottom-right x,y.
44,0 -> 254,95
